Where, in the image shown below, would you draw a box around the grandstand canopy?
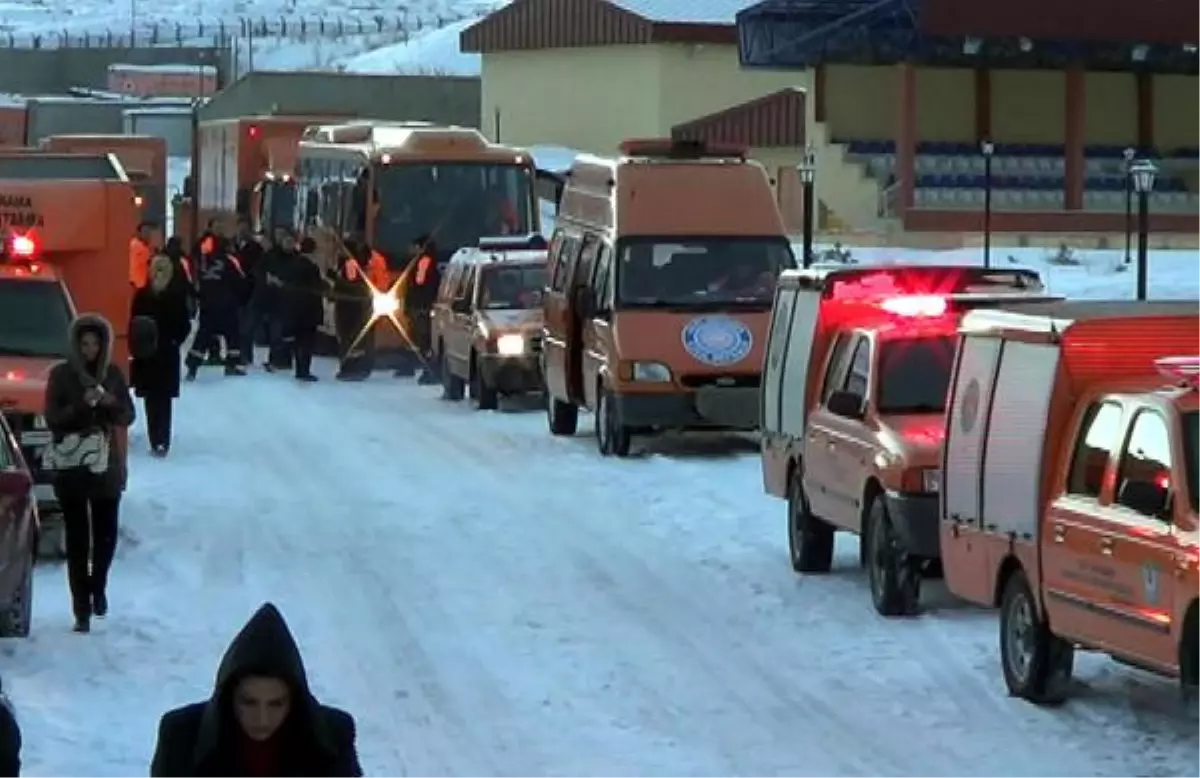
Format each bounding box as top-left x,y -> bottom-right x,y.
737,0 -> 1200,72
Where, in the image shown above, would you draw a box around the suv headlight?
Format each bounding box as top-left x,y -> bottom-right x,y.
33,415 -> 46,430
495,334 -> 525,356
631,362 -> 671,382
922,468 -> 940,493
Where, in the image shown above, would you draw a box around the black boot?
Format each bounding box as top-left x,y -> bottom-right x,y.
73,599 -> 91,633
93,590 -> 108,618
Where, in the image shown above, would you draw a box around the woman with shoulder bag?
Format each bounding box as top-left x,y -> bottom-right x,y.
42,314 -> 136,633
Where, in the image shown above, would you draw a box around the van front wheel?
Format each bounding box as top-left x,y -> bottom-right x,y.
546,392 -> 578,436
595,383 -> 632,457
999,568 -> 1074,705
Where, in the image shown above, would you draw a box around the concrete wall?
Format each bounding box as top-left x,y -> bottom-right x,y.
198,72 -> 481,127
821,64 -> 1198,150
0,47 -> 228,95
481,43 -> 802,155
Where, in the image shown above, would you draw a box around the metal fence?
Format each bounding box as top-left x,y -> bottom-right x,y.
0,10 -> 486,49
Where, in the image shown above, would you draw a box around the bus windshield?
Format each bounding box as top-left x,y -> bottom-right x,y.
372,162 -> 535,262
0,279 -> 73,359
615,237 -> 795,309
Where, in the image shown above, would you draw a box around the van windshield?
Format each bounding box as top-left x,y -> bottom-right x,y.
372,162 -> 535,262
1183,410 -> 1198,512
0,279 -> 73,359
615,237 -> 795,308
876,335 -> 957,414
479,265 -> 546,309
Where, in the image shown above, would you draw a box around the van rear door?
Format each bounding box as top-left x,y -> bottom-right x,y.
777,288 -> 822,440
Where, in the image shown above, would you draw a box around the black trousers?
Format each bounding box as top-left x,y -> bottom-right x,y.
187,307 -> 240,369
54,476 -> 120,619
143,393 -> 173,449
291,329 -> 316,377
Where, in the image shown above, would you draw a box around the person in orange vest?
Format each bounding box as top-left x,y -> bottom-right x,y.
128,221 -> 156,289
330,239 -> 375,381
163,236 -> 197,319
186,236 -> 247,380
399,235 -> 441,383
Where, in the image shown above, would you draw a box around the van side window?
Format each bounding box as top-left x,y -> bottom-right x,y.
1115,410 -> 1173,518
1066,402 -> 1123,498
591,244 -> 613,311
842,336 -> 871,398
546,232 -> 563,289
452,265 -> 474,301
551,236 -> 578,292
576,236 -> 600,290
820,333 -> 855,402
438,264 -> 459,300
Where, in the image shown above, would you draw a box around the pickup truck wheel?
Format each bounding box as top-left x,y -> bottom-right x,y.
787,467 -> 833,573
441,352 -> 465,401
999,568 -> 1074,705
468,353 -> 498,410
595,383 -> 632,457
866,498 -> 921,616
1182,606 -> 1198,691
0,556 -> 33,638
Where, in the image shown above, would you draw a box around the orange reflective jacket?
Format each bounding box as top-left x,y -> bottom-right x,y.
414,254 -> 434,286
367,251 -> 390,289
129,237 -> 152,288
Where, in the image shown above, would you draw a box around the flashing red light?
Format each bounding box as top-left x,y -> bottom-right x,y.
248,125 -> 260,139
2,370 -> 24,382
1155,356 -> 1199,386
879,295 -> 948,318
1156,473 -> 1171,490
9,234 -> 35,257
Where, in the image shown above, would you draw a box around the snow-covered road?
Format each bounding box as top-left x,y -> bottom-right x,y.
7,356 -> 1198,776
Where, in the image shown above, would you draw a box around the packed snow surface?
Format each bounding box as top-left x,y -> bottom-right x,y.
5,250 -> 1197,776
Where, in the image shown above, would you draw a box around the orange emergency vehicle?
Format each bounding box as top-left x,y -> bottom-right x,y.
295,121 -> 544,357
178,115 -> 344,245
38,134 -> 167,232
759,264 -> 1054,615
0,151 -> 138,554
542,138 -> 794,457
939,302 -> 1199,703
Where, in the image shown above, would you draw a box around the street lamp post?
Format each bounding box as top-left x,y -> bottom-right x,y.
980,140 -> 994,269
1130,159 -> 1157,301
799,145 -> 817,268
1123,147 -> 1136,265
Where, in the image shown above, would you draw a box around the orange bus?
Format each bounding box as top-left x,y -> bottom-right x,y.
0,150 -> 138,555
294,121 -> 547,357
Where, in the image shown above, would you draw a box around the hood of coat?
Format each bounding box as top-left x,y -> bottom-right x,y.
149,255 -> 175,294
192,603 -> 335,764
67,313 -> 114,382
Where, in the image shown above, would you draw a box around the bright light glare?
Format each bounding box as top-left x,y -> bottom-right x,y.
10,235 -> 35,256
496,334 -> 525,355
372,289 -> 400,318
879,295 -> 947,318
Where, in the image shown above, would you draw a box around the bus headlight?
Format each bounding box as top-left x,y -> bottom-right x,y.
496,334 -> 525,356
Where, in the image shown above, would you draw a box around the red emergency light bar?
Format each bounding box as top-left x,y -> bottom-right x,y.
878,294 -> 948,318
1155,356 -> 1200,386
9,234 -> 35,257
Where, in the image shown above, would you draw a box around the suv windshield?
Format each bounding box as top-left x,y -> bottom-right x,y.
876,335 -> 957,414
479,265 -> 545,309
1183,410 -> 1198,512
373,162 -> 535,261
0,279 -> 72,359
616,237 -> 795,308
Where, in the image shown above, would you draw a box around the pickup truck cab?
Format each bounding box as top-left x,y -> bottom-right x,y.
760,264 -> 1053,615
939,301 -> 1198,703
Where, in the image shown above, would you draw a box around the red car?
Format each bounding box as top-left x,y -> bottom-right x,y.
0,409 -> 36,638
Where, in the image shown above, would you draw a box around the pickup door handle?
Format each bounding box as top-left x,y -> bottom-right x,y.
1052,524 -> 1066,543
1099,537 -> 1115,555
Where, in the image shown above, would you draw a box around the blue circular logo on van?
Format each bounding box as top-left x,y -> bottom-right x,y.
682,316 -> 753,366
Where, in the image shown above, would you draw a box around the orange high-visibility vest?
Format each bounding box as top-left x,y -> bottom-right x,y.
343,258 -> 363,281
228,255 -> 245,276
179,256 -> 194,284
129,237 -> 152,288
367,251 -> 390,289
414,254 -> 434,286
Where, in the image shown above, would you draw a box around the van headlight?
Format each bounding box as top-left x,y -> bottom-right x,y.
632,362 -> 671,382
495,334 -> 525,356
33,415 -> 47,430
922,468 -> 940,493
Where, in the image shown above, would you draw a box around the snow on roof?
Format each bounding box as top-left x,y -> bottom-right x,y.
605,0 -> 750,24
0,93 -> 26,107
527,145 -> 582,173
339,17 -> 481,76
107,63 -> 218,75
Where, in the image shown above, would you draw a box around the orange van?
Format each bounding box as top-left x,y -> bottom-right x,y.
939,301 -> 1198,703
541,138 -> 795,456
759,264 -> 1054,615
0,151 -> 138,555
39,134 -> 167,232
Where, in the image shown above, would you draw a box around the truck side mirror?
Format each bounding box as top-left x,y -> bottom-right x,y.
826,390 -> 864,420
450,298 -> 471,314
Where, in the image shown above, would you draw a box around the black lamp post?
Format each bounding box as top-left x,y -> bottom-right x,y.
1129,158 -> 1157,301
799,144 -> 816,268
981,140 -> 994,268
1122,147 -> 1135,265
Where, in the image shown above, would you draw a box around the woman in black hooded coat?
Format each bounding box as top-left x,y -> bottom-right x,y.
150,602 -> 362,777
130,254 -> 192,456
42,314 -> 135,633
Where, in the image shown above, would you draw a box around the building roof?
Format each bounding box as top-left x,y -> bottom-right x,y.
461,0 -> 741,54
671,87 -> 806,149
